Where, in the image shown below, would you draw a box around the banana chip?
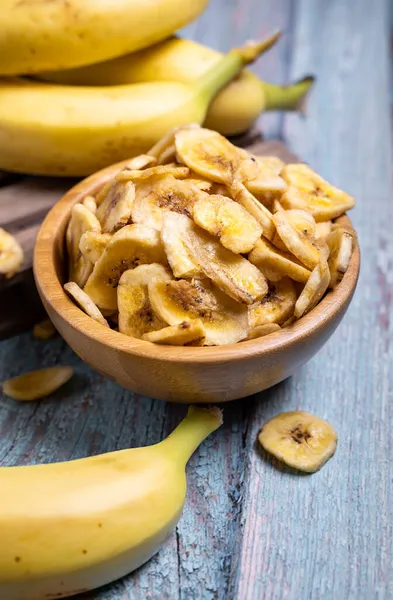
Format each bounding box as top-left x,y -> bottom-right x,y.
142,319 -> 206,345
230,180 -> 276,240
82,195 -> 97,214
116,164 -> 190,183
79,231 -> 112,264
185,177 -> 212,191
157,144 -> 177,165
132,174 -> 202,230
294,260 -> 330,318
147,123 -> 200,160
193,193 -> 262,254
174,213 -> 268,304
272,208 -> 316,252
84,224 -> 167,311
258,411 -> 337,472
161,211 -> 202,278
118,264 -> 172,338
95,180 -> 135,234
66,204 -> 101,288
33,318 -> 56,340
281,164 -> 355,221
245,323 -> 281,340
239,155 -> 287,196
273,209 -> 321,269
175,127 -> 241,185
0,228 -> 24,278
249,277 -> 296,328
148,278 -> 248,345
3,366 -> 73,401
249,237 -> 311,284
64,281 -> 109,327
326,227 -> 354,288
124,154 -> 157,170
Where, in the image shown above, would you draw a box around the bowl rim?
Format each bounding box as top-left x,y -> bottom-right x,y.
34,158 -> 360,365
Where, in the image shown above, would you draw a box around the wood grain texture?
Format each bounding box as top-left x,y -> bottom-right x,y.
0,0 -> 392,599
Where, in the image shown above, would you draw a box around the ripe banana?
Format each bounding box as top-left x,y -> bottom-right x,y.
0,0 -> 209,75
0,405 -> 222,600
38,35 -> 314,135
0,38 -> 276,176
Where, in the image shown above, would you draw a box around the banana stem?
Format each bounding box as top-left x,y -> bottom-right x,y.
196,32 -> 281,103
262,75 -> 315,112
159,406 -> 223,466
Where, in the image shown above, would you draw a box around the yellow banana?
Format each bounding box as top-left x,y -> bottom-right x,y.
38,36 -> 314,135
0,405 -> 222,600
0,37 -> 277,176
0,0 -> 209,75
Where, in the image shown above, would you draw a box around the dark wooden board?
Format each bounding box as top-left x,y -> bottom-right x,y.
0,137 -> 297,340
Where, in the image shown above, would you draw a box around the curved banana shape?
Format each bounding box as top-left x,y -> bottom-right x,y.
0,38 -> 275,176
0,0 -> 209,75
0,406 -> 222,600
38,35 -> 314,135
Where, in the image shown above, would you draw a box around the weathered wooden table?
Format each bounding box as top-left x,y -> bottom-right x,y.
1,1 -> 392,598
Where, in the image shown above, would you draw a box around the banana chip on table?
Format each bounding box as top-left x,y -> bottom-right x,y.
33,318 -> 56,340
3,366 -> 73,401
95,180 -> 135,234
249,277 -> 297,328
84,224 -> 167,312
64,126 -> 357,346
118,264 -> 172,338
258,411 -> 337,473
142,319 -> 206,345
193,193 -> 262,254
64,281 -> 109,327
131,174 -> 202,231
148,278 -> 248,345
280,164 -> 355,221
66,204 -> 101,288
0,227 -> 23,279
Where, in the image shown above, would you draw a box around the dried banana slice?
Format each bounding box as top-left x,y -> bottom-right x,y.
281,164 -> 355,221
239,156 -> 287,196
116,164 -> 190,183
173,213 -> 268,304
0,228 -> 23,278
258,411 -> 337,473
64,281 -> 109,327
175,127 -> 241,185
147,123 -> 200,160
82,195 -> 97,214
123,154 -> 157,170
315,221 -> 332,239
272,209 -> 316,252
157,144 -> 177,165
84,225 -> 167,311
95,180 -> 135,234
273,210 -> 321,269
142,319 -> 205,346
132,174 -> 202,231
33,318 -> 56,340
248,237 -> 311,284
245,323 -> 281,340
249,277 -> 296,328
230,180 -> 276,240
185,177 -> 212,191
193,193 -> 262,254
148,278 -> 248,346
118,264 -> 172,338
3,366 -> 73,401
79,231 -> 112,265
161,211 -> 202,278
66,204 -> 101,287
256,156 -> 285,173
326,227 -> 354,288
294,260 -> 330,318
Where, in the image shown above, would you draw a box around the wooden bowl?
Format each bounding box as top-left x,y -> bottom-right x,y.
34,160 -> 360,403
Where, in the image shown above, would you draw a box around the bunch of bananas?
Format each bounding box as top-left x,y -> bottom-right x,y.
0,0 -> 314,177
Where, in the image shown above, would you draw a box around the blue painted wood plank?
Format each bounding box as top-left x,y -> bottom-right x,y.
230,1 -> 393,599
